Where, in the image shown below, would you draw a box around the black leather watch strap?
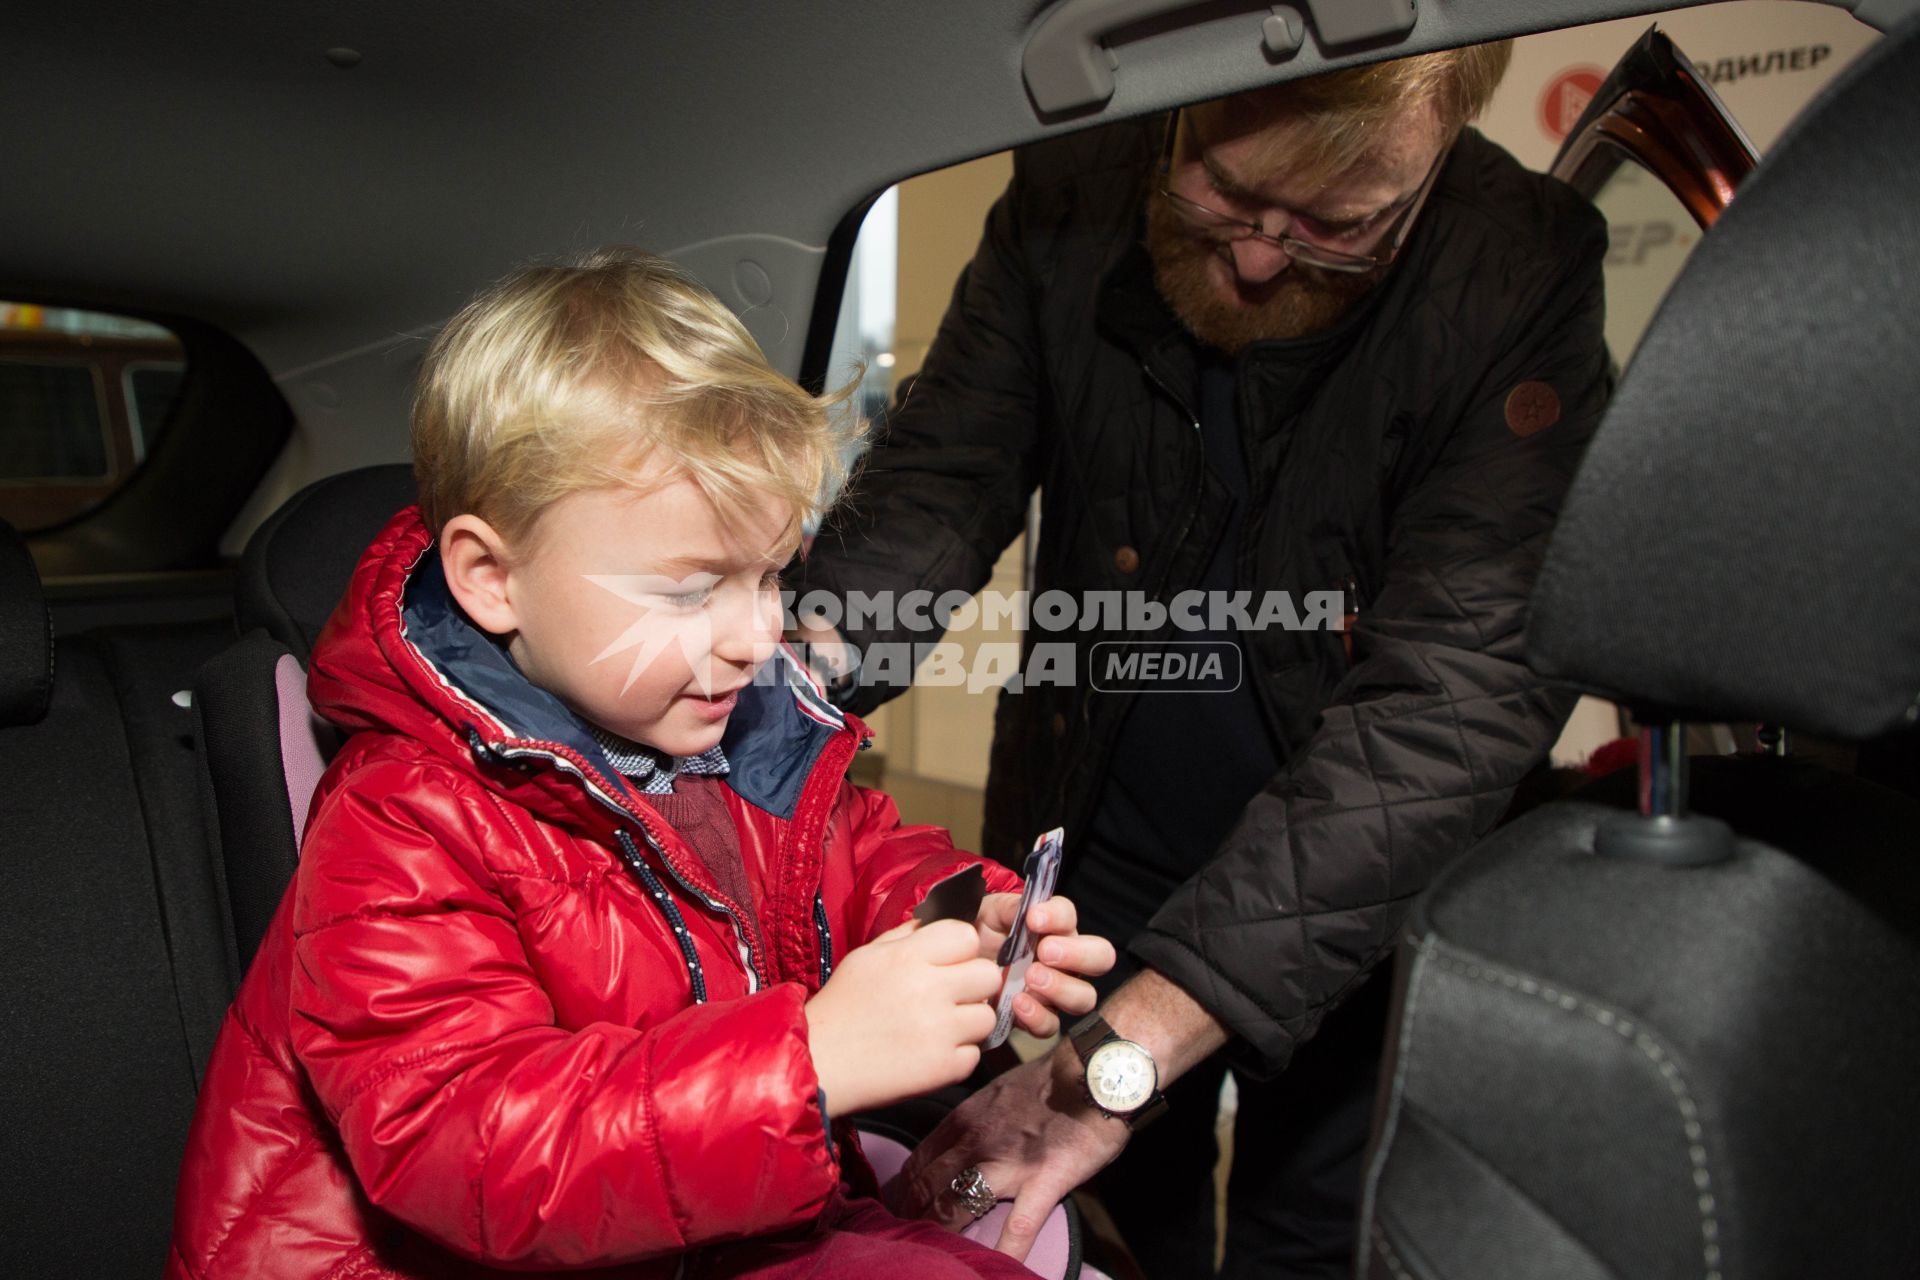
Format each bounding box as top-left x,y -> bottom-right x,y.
1069,1011 -> 1116,1060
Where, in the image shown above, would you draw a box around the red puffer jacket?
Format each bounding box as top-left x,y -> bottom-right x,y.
168,509 -> 1018,1279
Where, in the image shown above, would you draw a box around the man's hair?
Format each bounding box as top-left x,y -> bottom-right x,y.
1195,39 -> 1515,188
412,246 -> 864,557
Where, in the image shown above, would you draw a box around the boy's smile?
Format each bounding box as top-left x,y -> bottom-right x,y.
442,476 -> 789,758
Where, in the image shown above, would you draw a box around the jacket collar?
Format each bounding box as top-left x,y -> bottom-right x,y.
311,508 -> 856,831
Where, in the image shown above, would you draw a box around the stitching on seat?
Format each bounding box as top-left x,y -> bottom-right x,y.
1370,1222 -> 1415,1280
1430,946 -> 1723,1280
1358,937 -> 1433,1272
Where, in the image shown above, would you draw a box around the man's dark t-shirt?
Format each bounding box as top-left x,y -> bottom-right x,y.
1071,346 -> 1309,962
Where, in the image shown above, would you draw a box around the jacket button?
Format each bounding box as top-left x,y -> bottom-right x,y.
1113,545 -> 1140,573
1051,712 -> 1067,738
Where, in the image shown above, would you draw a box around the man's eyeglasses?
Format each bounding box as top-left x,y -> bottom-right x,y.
1155,109 -> 1449,275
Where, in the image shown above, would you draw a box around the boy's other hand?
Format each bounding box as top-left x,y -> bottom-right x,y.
975,894 -> 1115,1039
803,918 -> 1000,1116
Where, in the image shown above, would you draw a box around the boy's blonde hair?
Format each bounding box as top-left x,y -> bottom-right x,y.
1193,40 -> 1515,189
413,246 -> 864,558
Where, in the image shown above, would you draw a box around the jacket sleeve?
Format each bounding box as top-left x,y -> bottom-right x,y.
287,757 -> 838,1268
835,782 -> 1024,945
798,156 -> 1047,715
1130,223 -> 1611,1077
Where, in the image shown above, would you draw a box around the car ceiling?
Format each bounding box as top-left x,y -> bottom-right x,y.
3,0 -> 1899,501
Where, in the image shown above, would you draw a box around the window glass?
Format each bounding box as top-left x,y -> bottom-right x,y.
0,362 -> 107,479
821,156 -> 1021,851
0,302 -> 188,531
823,186 -> 900,436
1587,160 -> 1702,364
125,362 -> 187,462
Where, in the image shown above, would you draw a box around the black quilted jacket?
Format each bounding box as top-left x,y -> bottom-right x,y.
799,118 -> 1611,1074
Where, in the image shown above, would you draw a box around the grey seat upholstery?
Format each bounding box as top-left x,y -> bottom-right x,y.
1358,17 -> 1920,1280
194,464 -> 414,967
0,519 -> 236,1276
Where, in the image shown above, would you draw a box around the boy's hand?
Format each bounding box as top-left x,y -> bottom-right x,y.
803,918 -> 1001,1116
975,893 -> 1115,1039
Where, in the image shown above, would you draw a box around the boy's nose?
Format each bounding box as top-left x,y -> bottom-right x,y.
710,587 -> 783,667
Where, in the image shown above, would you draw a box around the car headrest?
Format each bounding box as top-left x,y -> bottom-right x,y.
0,520 -> 53,727
235,465 -> 417,661
1527,18 -> 1920,741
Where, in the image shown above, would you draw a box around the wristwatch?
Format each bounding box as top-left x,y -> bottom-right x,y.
1068,1013 -> 1169,1129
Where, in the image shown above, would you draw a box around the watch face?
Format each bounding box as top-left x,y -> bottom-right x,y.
1085,1039 -> 1156,1113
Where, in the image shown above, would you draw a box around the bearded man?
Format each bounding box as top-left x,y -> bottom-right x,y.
795,42 -> 1610,1279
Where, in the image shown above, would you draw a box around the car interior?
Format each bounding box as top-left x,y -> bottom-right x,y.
5,1 -> 1917,1276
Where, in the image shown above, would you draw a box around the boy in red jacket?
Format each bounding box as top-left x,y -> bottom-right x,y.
168,248 -> 1113,1279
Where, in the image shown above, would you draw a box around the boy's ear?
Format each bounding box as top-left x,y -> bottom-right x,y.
440,514 -> 520,636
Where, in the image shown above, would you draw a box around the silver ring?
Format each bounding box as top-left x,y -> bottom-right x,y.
949,1165 -> 997,1219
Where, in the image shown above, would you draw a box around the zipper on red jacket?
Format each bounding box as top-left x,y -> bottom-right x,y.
813,890 -> 833,986
614,830 -> 709,1003
465,727 -> 768,993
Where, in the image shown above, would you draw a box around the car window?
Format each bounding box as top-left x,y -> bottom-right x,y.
0,303 -> 187,532
825,155 -> 1022,848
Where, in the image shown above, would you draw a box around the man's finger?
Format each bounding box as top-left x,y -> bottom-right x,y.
994,1179 -> 1069,1262
1028,895 -> 1078,935
1010,992 -> 1059,1039
1023,967 -> 1099,1017
1037,933 -> 1116,976
890,1151 -> 972,1229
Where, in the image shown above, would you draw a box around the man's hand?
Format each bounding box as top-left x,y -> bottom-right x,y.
974,893 -> 1115,1038
889,969 -> 1232,1260
887,1042 -> 1130,1261
804,919 -> 1000,1116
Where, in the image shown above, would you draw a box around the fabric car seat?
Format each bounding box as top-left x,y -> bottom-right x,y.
1357,19 -> 1920,1280
192,463 -> 415,965
0,519 -> 236,1275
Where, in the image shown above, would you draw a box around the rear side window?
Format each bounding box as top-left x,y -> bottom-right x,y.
0,303 -> 187,531
0,361 -> 108,479
125,362 -> 187,461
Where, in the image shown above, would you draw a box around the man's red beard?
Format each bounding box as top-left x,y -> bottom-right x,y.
1144,193 -> 1383,352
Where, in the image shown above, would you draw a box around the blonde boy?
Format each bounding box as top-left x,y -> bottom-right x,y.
168,248 -> 1112,1279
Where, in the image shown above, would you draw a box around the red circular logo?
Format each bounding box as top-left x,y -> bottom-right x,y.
1538,66 -> 1606,142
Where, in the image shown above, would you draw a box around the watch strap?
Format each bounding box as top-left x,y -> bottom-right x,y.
1068,1011 -> 1115,1061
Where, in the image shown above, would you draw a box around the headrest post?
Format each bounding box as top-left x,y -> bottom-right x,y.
1638,719 -> 1690,818
1596,714 -> 1734,867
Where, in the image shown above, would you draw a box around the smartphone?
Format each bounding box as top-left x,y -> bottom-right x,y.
984,827 -> 1065,1049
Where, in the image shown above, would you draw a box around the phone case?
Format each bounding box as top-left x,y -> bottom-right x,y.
984,827 -> 1065,1049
